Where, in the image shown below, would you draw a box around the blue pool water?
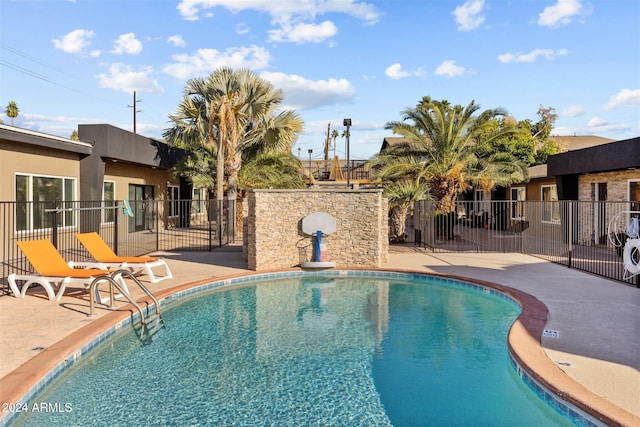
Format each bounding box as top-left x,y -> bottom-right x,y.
12,274 -> 576,426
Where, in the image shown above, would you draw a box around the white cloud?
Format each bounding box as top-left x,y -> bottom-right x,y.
52,29 -> 95,54
453,0 -> 485,31
435,60 -> 466,77
538,0 -> 590,28
167,35 -> 186,47
269,20 -> 337,43
560,105 -> 584,117
97,63 -> 164,94
385,63 -> 410,80
177,0 -> 381,24
111,33 -> 143,55
384,63 -> 424,80
603,89 -> 640,111
261,71 -> 356,110
585,116 -> 630,133
587,116 -> 607,127
162,45 -> 271,80
176,1 -> 378,45
498,48 -> 568,63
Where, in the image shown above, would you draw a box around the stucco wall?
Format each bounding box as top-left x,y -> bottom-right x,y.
0,140 -> 81,201
246,189 -> 388,270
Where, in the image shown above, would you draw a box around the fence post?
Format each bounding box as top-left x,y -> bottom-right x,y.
567,201 -> 573,268
113,202 -> 119,255
155,200 -> 159,252
218,200 -> 223,248
51,201 -> 59,248
208,203 -> 213,252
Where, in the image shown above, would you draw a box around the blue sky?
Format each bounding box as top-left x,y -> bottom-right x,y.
1,0 -> 639,161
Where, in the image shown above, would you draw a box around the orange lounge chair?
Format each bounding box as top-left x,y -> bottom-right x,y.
8,239 -> 128,304
75,232 -> 172,283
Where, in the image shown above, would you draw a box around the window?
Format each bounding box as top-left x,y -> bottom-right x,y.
102,181 -> 115,224
474,190 -> 486,213
192,188 -> 205,214
168,185 -> 179,217
15,173 -> 76,231
510,187 -> 526,220
541,185 -> 560,223
630,180 -> 640,212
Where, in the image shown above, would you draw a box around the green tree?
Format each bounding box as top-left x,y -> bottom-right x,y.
366,144 -> 432,242
70,130 -> 79,140
384,179 -> 429,243
474,106 -> 561,166
238,151 -> 307,191
5,101 -> 19,125
382,97 -> 527,213
164,67 -> 304,234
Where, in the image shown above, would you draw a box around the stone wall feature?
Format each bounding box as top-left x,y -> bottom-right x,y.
246,189 -> 388,270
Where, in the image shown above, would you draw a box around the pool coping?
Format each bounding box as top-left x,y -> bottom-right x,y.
0,267 -> 638,427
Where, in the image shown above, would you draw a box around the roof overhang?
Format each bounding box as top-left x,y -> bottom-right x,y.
547,137 -> 640,176
0,124 -> 92,155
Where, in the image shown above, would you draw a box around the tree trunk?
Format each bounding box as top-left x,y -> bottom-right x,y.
430,177 -> 459,214
390,206 -> 408,243
226,152 -> 242,239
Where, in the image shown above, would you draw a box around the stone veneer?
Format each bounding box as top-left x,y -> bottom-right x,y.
578,169 -> 639,202
245,189 -> 388,270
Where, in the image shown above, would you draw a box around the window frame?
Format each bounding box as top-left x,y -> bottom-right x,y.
102,181 -> 116,224
14,172 -> 77,232
541,184 -> 560,224
192,187 -> 206,215
629,179 -> 640,213
474,189 -> 486,213
168,185 -> 180,218
510,187 -> 526,220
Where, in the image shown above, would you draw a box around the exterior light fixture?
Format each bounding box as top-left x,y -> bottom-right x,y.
343,119 -> 351,188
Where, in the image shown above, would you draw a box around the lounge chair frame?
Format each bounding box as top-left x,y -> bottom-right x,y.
9,239 -> 128,304
75,232 -> 172,283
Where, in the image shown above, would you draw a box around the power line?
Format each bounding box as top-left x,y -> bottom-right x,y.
0,44 -> 170,133
1,42 -> 70,76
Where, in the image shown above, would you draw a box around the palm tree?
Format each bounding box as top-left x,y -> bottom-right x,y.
5,101 -> 19,125
384,180 -> 429,243
164,67 -> 304,235
238,151 -> 307,191
330,129 -> 339,156
384,97 -> 526,214
340,129 -> 350,153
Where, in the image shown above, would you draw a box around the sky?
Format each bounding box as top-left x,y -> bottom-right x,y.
1,0 -> 639,162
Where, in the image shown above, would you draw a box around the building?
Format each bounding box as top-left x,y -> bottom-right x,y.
0,123 -> 205,242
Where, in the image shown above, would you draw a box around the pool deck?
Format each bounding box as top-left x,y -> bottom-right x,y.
0,245 -> 638,425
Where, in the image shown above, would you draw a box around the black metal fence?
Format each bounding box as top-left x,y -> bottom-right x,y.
412,200 -> 640,287
0,199 -> 236,290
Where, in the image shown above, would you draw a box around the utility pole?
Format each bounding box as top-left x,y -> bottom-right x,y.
128,91 -> 142,134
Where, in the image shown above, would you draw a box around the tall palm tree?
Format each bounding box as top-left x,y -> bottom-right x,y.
331,129 -> 339,156
5,101 -> 19,125
384,97 -> 526,213
164,67 -> 304,235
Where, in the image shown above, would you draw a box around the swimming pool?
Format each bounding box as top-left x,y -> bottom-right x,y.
9,271 -> 590,426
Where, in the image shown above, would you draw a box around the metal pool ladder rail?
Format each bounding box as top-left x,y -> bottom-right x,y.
88,269 -> 162,329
